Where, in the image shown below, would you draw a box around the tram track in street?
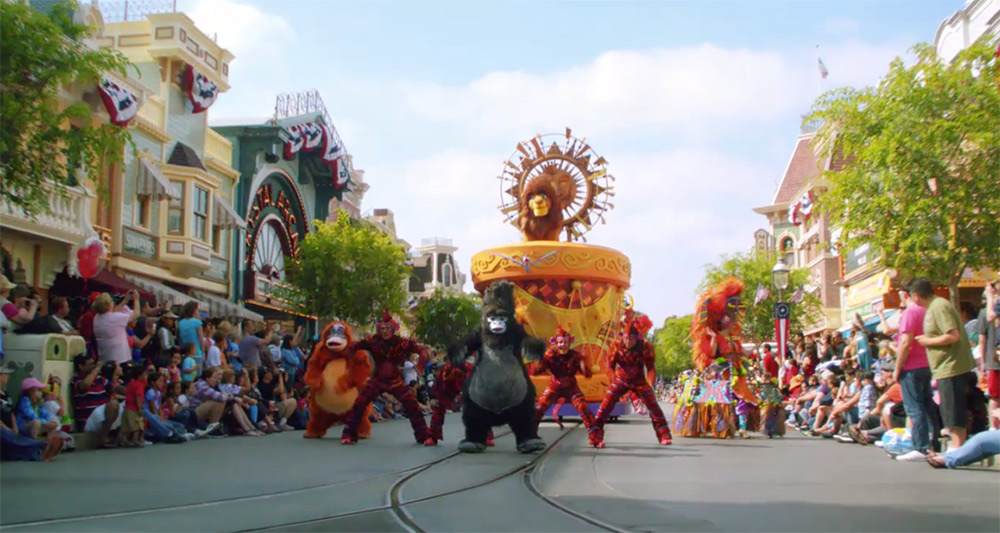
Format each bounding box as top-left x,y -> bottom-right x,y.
1,423 -> 623,533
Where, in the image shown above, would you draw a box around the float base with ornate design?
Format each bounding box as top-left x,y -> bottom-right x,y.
471,241 -> 631,402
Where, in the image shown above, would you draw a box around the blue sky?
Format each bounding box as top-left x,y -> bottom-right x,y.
180,0 -> 963,326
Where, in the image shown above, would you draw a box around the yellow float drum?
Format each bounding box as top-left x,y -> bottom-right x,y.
471,241 -> 630,402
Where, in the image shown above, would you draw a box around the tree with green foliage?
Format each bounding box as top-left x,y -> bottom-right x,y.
700,251 -> 821,343
1,1 -> 135,217
409,289 -> 481,351
652,315 -> 694,381
282,211 -> 410,324
805,39 -> 1000,303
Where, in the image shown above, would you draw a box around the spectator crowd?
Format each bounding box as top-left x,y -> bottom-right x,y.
1,275 -> 454,463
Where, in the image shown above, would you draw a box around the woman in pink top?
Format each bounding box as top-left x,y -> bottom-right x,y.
893,289 -> 939,458
93,291 -> 141,364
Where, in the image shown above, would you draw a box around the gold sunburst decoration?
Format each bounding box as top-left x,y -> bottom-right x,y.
498,128 -> 616,242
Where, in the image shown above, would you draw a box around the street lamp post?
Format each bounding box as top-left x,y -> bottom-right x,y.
772,257 -> 791,361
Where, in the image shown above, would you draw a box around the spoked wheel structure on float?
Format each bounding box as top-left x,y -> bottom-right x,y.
475,128 -> 644,418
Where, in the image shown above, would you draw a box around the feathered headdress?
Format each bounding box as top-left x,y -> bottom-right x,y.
690,277 -> 744,371
377,310 -> 400,331
621,309 -> 653,337
548,324 -> 575,346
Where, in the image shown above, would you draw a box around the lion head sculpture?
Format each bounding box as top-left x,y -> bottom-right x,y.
518,175 -> 564,241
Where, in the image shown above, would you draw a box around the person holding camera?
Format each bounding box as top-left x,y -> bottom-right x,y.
71,355 -> 123,448
93,291 -> 141,364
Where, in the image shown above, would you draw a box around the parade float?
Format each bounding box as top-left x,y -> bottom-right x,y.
470,129 -> 637,417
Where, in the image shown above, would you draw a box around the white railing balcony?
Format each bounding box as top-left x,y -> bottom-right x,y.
137,94 -> 166,131
204,128 -> 233,168
0,182 -> 96,245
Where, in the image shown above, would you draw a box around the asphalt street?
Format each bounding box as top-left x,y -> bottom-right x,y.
1,409 -> 997,532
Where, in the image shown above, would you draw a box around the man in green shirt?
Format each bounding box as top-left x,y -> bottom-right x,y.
911,278 -> 977,450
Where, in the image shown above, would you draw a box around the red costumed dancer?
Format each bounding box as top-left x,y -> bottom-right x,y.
593,310 -> 672,447
532,325 -> 602,447
341,312 -> 433,445
428,361 -> 494,446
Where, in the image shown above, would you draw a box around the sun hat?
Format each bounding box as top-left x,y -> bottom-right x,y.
20,377 -> 46,393
0,275 -> 14,292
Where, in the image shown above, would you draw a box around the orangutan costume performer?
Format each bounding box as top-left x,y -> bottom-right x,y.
532,325 -> 602,447
303,322 -> 372,439
341,312 -> 433,446
518,174 -> 564,241
672,277 -> 757,439
593,310 -> 672,447
427,361 -> 494,446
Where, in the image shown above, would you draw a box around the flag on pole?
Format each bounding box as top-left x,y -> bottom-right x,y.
754,283 -> 770,306
774,302 -> 790,359
791,286 -> 805,303
817,57 -> 829,79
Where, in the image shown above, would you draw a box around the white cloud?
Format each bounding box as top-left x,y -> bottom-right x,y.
182,0 -> 294,74
401,45 -> 802,137
825,17 -> 861,36
399,40 -> 910,141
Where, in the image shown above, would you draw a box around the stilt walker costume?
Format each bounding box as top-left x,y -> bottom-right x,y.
341,312 -> 433,445
428,361 -> 494,446
532,326 -> 602,446
672,277 -> 757,438
593,310 -> 672,447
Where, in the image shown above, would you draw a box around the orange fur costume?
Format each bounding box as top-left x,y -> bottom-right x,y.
518,174 -> 564,241
303,322 -> 373,439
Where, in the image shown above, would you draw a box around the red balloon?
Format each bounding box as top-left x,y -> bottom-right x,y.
78,258 -> 100,279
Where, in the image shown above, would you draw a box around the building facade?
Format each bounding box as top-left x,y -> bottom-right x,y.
214,91 -> 363,324
753,132 -> 843,335
935,0 -> 1000,63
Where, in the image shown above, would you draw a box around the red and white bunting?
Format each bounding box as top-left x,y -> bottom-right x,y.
320,124 -> 341,164
97,77 -> 139,127
791,190 -> 815,226
300,122 -> 324,152
282,124 -> 304,160
183,65 -> 218,114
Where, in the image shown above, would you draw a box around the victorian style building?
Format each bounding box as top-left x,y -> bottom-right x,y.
213,91 -> 364,325
753,130 -> 844,336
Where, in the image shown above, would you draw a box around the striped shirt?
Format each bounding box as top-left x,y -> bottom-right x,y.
189,379 -> 227,409
72,374 -> 109,431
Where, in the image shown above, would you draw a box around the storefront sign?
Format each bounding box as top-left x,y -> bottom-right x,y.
845,270 -> 891,308
843,243 -> 880,276
122,227 -> 156,260
958,268 -> 1000,288
204,256 -> 228,281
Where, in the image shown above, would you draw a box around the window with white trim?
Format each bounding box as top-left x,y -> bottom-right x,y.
194,186 -> 209,241
167,181 -> 185,235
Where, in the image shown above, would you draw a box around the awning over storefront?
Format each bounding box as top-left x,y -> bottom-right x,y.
136,159 -> 180,201
193,290 -> 263,321
213,196 -> 246,229
123,274 -> 200,308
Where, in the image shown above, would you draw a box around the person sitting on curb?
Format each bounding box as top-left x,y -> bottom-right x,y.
927,426 -> 999,469
0,367 -> 62,461
71,355 -> 122,448
15,377 -> 59,440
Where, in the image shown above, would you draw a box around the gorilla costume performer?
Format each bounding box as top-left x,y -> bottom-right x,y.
341,312 -> 433,445
672,277 -> 757,439
449,281 -> 546,453
593,310 -> 672,446
427,361 -> 494,446
303,322 -> 372,439
532,325 -> 603,447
